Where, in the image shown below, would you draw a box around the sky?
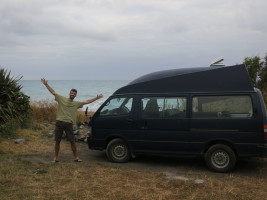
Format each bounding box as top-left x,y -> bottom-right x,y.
0,0 -> 266,80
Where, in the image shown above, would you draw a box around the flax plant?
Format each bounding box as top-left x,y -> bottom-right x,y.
0,67 -> 30,137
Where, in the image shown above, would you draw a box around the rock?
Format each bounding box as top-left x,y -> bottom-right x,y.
41,121 -> 91,143
77,136 -> 87,142
73,125 -> 78,131
73,130 -> 79,135
73,125 -> 90,143
43,122 -> 52,127
43,130 -> 54,137
164,172 -> 190,181
14,139 -> 26,144
79,125 -> 84,129
194,179 -> 204,184
47,130 -> 54,136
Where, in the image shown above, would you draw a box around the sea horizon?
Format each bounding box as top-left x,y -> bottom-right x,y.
20,80 -> 130,111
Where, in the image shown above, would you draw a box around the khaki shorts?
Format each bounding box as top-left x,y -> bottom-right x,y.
55,121 -> 75,142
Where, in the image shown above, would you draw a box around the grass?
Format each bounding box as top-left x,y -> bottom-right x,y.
1,100 -> 267,199
1,152 -> 267,200
30,100 -> 57,123
1,129 -> 267,200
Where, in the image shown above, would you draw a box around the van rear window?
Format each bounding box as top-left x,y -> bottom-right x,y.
192,95 -> 253,118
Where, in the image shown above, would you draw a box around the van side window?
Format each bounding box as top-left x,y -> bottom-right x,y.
99,97 -> 133,116
192,95 -> 253,118
142,97 -> 187,118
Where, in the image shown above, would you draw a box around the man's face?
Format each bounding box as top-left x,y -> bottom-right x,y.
69,91 -> 77,100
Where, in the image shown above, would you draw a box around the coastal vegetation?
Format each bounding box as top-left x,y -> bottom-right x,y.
0,68 -> 31,138
244,55 -> 267,104
244,55 -> 267,93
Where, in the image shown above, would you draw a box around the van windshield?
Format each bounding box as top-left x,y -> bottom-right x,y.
99,97 -> 133,116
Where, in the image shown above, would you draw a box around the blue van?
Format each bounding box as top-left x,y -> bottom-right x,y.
87,64 -> 267,172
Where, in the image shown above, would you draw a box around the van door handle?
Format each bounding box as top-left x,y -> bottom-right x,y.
126,119 -> 133,123
141,120 -> 148,129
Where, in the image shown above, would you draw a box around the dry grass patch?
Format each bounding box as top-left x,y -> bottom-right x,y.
1,156 -> 267,200
30,100 -> 57,123
0,127 -> 71,155
1,127 -> 267,200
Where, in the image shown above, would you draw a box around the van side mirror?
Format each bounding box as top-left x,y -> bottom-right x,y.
85,107 -> 88,116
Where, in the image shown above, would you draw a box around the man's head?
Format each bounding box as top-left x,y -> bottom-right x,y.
69,89 -> 77,100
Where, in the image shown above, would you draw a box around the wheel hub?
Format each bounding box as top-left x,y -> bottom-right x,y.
113,145 -> 126,158
212,151 -> 229,168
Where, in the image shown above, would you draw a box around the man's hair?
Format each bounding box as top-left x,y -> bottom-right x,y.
70,89 -> 77,93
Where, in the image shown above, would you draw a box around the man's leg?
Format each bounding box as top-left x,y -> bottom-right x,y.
65,122 -> 82,162
52,121 -> 63,162
70,141 -> 82,161
53,141 -> 60,162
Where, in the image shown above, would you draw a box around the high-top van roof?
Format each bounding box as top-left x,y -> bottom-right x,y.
114,64 -> 254,95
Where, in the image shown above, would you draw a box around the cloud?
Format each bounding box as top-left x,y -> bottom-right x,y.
0,0 -> 267,80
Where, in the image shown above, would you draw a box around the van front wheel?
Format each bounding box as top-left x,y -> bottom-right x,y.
106,138 -> 131,163
205,144 -> 236,173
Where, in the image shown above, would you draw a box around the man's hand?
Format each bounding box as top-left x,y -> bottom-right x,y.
41,78 -> 48,85
96,94 -> 103,99
41,78 -> 56,96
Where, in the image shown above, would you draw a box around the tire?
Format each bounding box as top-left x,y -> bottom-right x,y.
106,138 -> 131,163
205,144 -> 237,173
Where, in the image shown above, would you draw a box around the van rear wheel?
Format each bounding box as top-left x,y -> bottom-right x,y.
106,138 -> 131,163
205,144 -> 236,173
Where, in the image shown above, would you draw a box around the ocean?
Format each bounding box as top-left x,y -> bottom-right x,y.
19,80 -> 130,111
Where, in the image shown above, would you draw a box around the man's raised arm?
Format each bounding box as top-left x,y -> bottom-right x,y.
41,78 -> 57,96
83,94 -> 103,105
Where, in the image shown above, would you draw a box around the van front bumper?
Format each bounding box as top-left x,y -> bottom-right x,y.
87,136 -> 93,149
87,136 -> 104,150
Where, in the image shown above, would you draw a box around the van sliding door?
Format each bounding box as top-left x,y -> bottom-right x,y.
134,96 -> 190,153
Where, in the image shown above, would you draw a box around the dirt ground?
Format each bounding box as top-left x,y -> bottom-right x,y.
23,136 -> 267,179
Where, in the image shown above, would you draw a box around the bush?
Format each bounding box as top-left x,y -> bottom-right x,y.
0,67 -> 31,137
30,100 -> 57,123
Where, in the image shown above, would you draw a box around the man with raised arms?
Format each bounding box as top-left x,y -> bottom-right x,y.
41,78 -> 103,163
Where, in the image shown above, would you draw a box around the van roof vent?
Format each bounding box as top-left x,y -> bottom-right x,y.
210,58 -> 224,66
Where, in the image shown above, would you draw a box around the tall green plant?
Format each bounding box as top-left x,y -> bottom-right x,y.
0,67 -> 31,136
243,55 -> 267,106
243,55 -> 267,90
257,55 -> 267,93
243,56 -> 262,86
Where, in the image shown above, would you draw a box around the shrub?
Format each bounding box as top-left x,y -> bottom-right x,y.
30,100 -> 57,123
0,67 -> 31,137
